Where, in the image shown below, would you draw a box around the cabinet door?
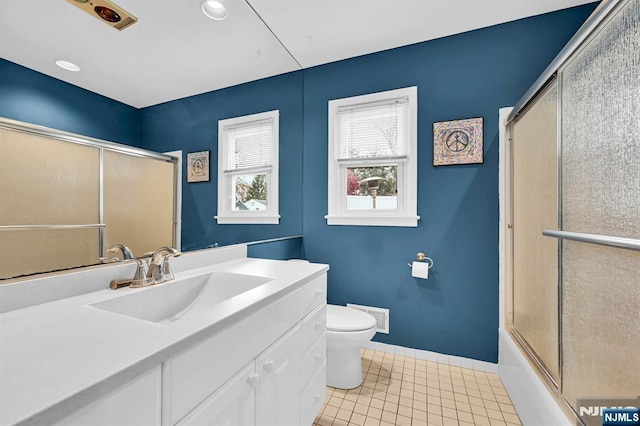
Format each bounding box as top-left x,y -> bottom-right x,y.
255,326 -> 301,426
177,363 -> 256,426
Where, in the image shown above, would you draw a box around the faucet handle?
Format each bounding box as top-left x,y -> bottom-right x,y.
130,260 -> 154,288
132,259 -> 146,280
110,279 -> 132,290
161,257 -> 176,281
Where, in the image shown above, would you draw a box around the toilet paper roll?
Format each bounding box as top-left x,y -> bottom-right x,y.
411,261 -> 429,279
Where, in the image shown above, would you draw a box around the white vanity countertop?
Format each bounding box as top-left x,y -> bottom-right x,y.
0,257 -> 328,426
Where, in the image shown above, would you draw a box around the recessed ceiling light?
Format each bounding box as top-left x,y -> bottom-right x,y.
201,0 -> 227,20
55,60 -> 81,72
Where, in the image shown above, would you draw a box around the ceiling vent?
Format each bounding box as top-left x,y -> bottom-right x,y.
65,0 -> 138,31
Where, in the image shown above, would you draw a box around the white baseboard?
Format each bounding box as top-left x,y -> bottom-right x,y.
362,341 -> 498,374
498,328 -> 572,426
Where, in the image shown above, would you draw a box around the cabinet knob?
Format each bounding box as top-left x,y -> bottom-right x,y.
314,321 -> 323,328
315,393 -> 323,400
247,374 -> 259,389
315,353 -> 323,361
314,289 -> 323,296
263,361 -> 274,374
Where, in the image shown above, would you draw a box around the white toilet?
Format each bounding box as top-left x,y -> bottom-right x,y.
287,259 -> 377,389
326,304 -> 377,389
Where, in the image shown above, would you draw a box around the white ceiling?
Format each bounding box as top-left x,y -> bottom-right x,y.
0,0 -> 594,108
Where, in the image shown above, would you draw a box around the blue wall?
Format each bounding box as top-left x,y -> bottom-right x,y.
301,5 -> 596,362
138,72 -> 304,251
247,237 -> 303,261
0,59 -> 139,145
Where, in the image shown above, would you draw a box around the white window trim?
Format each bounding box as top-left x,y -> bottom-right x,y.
215,110 -> 280,225
326,87 -> 419,227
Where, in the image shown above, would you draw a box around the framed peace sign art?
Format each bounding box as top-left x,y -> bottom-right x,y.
433,117 -> 483,166
187,150 -> 210,183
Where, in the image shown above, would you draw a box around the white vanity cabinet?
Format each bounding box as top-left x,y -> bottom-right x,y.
165,273 -> 327,426
0,255 -> 330,426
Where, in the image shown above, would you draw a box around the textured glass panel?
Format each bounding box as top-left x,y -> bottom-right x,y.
0,128 -> 100,225
560,0 -> 640,409
0,229 -> 100,279
103,150 -> 175,258
511,82 -> 559,380
562,0 -> 640,239
562,242 -> 640,406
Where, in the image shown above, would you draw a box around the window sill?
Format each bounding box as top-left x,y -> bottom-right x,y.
215,215 -> 281,224
324,215 -> 419,227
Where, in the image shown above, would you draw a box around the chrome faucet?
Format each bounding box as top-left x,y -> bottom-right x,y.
147,246 -> 182,284
107,243 -> 135,260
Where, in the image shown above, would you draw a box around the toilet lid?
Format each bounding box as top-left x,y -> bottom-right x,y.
327,305 -> 377,332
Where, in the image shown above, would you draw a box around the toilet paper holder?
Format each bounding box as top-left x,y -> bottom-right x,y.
407,252 -> 433,268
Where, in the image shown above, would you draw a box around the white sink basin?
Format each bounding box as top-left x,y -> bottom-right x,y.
91,271 -> 272,324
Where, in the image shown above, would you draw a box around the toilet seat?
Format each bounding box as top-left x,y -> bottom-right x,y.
327,305 -> 377,332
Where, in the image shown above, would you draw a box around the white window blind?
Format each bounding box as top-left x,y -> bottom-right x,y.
336,97 -> 409,160
225,118 -> 272,171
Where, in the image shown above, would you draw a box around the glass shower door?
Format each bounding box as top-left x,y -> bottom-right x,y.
510,81 -> 560,383
559,0 -> 640,414
507,0 -> 640,423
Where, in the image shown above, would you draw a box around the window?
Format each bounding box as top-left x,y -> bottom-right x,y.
326,87 -> 419,227
216,110 -> 279,224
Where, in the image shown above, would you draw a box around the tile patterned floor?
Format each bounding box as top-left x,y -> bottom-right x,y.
314,349 -> 522,426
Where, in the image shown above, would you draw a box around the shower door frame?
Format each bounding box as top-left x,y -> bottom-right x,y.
505,74 -> 566,404
504,0 -> 638,423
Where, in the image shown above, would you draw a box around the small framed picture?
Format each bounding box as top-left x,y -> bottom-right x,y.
433,117 -> 483,166
186,150 -> 210,183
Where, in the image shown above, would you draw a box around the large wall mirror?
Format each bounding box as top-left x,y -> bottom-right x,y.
0,118 -> 178,281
